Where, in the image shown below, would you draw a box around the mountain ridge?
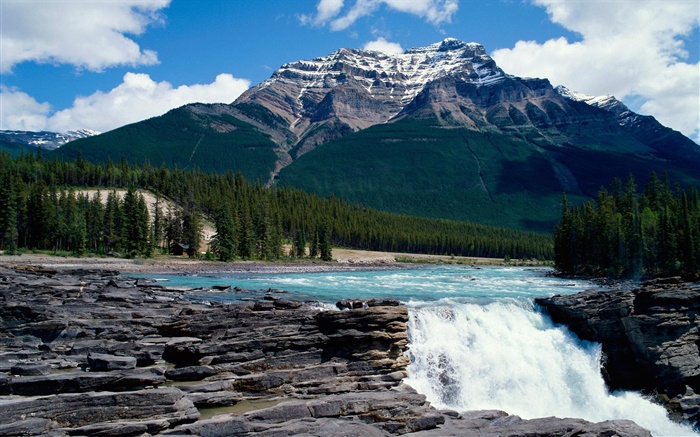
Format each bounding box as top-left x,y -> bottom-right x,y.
52,38 -> 700,231
0,129 -> 99,156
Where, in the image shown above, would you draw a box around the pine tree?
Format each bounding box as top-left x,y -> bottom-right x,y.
0,173 -> 18,252
212,206 -> 236,261
151,196 -> 164,253
136,194 -> 151,255
295,226 -> 306,258
309,225 -> 320,258
237,206 -> 254,259
319,222 -> 332,261
104,190 -> 122,253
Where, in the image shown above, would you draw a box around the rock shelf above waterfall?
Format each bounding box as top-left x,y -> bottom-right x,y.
0,265 -> 653,436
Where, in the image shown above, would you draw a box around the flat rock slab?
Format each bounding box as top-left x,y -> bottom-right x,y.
10,362 -> 51,376
1,367 -> 165,396
0,387 -> 199,428
88,352 -> 137,371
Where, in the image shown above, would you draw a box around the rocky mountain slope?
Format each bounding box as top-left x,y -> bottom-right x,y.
53,39 -> 700,231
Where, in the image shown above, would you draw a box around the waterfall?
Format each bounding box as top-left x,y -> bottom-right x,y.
404,299 -> 698,437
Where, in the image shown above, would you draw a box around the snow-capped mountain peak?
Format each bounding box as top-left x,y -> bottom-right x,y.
235,38 -> 509,146
261,38 -> 506,107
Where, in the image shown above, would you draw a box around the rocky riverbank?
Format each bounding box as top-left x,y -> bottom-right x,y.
0,264 -> 652,436
536,277 -> 700,428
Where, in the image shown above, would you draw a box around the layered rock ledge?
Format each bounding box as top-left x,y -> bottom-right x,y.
536,277 -> 700,427
0,265 -> 651,436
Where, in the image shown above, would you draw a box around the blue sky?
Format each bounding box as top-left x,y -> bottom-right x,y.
1,0 -> 698,141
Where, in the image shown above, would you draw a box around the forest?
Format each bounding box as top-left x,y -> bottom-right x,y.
554,172 -> 700,278
0,152 -> 553,261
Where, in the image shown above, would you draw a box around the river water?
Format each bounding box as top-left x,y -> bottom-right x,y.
132,266 -> 698,436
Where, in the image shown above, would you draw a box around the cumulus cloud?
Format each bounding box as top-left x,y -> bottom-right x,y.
316,0 -> 346,25
303,0 -> 458,30
0,0 -> 170,73
492,0 -> 700,142
363,37 -> 404,53
0,73 -> 251,133
0,87 -> 51,132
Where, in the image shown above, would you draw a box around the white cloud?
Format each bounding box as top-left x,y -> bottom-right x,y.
0,86 -> 51,131
492,0 -> 700,142
0,73 -> 251,133
363,37 -> 403,53
316,0 -> 345,24
0,0 -> 170,73
303,0 -> 458,30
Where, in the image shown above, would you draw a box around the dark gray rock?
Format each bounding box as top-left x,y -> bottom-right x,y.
0,417 -> 53,436
87,352 -> 137,371
4,367 -> 165,395
409,413 -> 653,436
0,387 -> 198,428
165,365 -> 217,381
10,362 -> 51,376
165,415 -> 250,437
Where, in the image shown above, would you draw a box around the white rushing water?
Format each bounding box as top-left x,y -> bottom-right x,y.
404,299 -> 698,437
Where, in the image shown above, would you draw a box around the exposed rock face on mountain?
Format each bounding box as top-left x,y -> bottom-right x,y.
53,39 -> 700,231
235,39 -> 505,156
0,265 -> 653,436
536,279 -> 700,427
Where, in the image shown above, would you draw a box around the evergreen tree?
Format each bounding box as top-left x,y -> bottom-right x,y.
319,222 -> 332,261
294,225 -> 307,258
151,196 -> 164,253
237,207 -> 255,259
212,206 -> 236,261
0,173 -> 18,252
122,187 -> 149,255
104,190 -> 122,253
309,225 -> 320,258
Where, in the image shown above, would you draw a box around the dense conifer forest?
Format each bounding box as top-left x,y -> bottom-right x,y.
554,173 -> 700,278
0,152 -> 553,260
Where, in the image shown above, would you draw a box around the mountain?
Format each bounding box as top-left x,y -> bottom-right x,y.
53,39 -> 700,231
0,129 -> 99,156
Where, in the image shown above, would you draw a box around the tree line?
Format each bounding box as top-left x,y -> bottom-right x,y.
554,172 -> 700,278
0,151 -> 553,260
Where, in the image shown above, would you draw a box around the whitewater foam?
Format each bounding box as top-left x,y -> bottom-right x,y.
404,299 -> 698,437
